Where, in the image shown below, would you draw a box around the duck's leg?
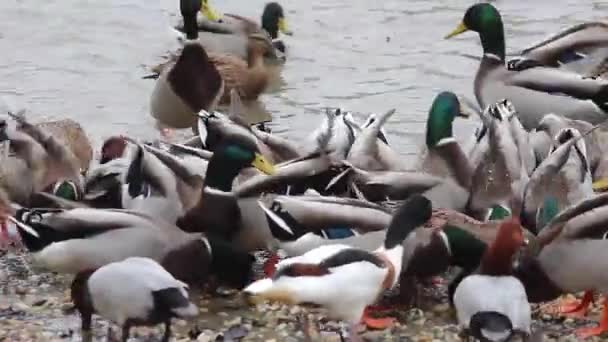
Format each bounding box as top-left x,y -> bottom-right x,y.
576,297 -> 608,338
360,306 -> 395,330
161,319 -> 171,342
120,322 -> 131,342
559,291 -> 594,317
81,311 -> 93,342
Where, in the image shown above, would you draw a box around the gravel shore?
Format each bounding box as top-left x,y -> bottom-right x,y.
1,247 -> 605,341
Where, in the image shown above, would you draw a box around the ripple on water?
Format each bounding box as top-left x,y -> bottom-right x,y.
1,0 -> 605,154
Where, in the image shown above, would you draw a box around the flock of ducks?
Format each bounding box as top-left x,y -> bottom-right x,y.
4,1 -> 608,341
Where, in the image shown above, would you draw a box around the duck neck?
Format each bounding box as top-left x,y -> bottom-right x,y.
479,234 -> 518,276
183,13 -> 199,40
479,21 -> 505,61
204,156 -> 244,192
442,225 -> 487,270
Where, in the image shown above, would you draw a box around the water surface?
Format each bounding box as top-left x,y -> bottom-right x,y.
0,0 -> 607,158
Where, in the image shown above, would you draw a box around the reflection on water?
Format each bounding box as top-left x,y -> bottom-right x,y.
0,0 -> 607,161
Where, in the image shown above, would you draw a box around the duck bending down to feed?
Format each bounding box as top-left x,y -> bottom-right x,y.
71,257 -> 198,342
445,3 -> 608,130
453,218 -> 532,342
244,195 -> 433,341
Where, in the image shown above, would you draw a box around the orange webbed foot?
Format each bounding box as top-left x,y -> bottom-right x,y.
576,297 -> 608,339
560,291 -> 594,318
361,307 -> 395,330
576,325 -> 608,339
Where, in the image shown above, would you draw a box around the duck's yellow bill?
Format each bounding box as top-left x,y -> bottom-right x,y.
201,0 -> 222,21
251,153 -> 275,175
278,17 -> 292,35
593,178 -> 608,191
445,22 -> 469,39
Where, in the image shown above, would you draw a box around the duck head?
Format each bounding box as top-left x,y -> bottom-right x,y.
100,136 -> 128,164
205,138 -> 275,191
262,2 -> 292,39
426,91 -> 470,148
445,3 -> 506,61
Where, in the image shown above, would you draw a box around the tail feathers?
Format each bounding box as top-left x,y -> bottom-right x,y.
244,278 -> 274,295
7,216 -> 39,238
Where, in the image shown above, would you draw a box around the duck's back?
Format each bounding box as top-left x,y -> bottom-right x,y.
477,59 -> 606,130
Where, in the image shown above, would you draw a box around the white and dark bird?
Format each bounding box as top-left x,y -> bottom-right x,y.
243,194 -> 433,341
71,257 -> 198,342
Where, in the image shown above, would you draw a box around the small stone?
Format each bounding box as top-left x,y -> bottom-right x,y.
31,298 -> 47,307
0,270 -> 7,282
564,318 -> 575,325
432,303 -> 450,314
413,318 -> 426,326
289,306 -> 301,315
15,286 -> 27,295
196,330 -> 216,342
11,302 -> 30,312
218,311 -> 229,317
60,302 -> 75,313
224,317 -> 242,327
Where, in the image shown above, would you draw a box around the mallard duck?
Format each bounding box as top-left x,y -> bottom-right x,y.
0,116 -> 84,206
467,100 -> 532,220
244,195 -> 432,339
35,118 -> 92,174
175,134 -> 275,238
190,1 -> 291,38
513,192 -> 608,338
445,3 -> 608,130
7,207 -> 254,288
418,91 -> 474,180
453,218 -> 531,341
149,42 -> 223,134
521,127 -> 593,232
179,1 -> 291,57
207,33 -> 275,105
71,257 -> 198,342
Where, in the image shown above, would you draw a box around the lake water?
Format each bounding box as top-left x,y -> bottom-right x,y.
0,0 -> 607,162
